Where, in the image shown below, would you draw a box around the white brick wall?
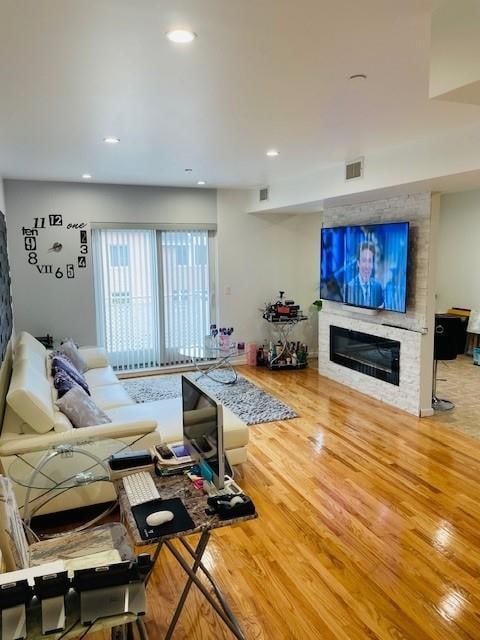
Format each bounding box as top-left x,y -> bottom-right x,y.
319,192 -> 433,415
319,313 -> 423,414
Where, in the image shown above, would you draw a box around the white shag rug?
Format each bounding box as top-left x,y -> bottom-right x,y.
122,371 -> 298,426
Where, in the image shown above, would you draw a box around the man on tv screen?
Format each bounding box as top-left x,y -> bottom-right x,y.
344,241 -> 384,308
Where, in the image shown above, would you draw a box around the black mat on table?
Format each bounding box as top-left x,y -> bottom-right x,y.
131,498 -> 195,541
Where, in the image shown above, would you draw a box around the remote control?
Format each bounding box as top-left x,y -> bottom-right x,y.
155,445 -> 174,459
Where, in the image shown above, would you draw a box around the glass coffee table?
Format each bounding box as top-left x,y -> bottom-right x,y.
8,436 -> 142,536
180,345 -> 240,385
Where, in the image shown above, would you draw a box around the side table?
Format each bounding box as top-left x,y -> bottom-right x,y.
179,345 -> 240,384
117,472 -> 257,640
8,436 -> 143,537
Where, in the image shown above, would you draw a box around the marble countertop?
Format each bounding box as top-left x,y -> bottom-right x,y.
116,473 -> 257,546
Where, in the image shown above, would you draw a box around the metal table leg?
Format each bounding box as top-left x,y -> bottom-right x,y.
194,354 -> 238,385
151,531 -> 245,640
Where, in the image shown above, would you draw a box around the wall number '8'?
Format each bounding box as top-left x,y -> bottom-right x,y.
28,252 -> 38,265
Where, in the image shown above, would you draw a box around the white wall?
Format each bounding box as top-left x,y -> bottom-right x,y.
436,188 -> 480,312
4,180 -> 216,345
0,178 -> 5,213
217,189 -> 321,351
429,0 -> 480,102
4,180 -> 321,353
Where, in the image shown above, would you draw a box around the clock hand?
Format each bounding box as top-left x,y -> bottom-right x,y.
48,242 -> 63,252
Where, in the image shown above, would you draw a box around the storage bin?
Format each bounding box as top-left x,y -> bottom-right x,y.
246,342 -> 257,366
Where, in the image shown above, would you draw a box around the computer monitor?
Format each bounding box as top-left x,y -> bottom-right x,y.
181,375 -> 231,490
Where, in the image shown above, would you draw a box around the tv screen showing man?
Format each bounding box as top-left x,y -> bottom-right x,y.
344,240 -> 384,308
343,223 -> 408,312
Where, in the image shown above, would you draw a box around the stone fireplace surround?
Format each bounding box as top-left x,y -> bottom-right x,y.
318,192 -> 437,417
330,325 -> 400,386
319,313 -> 423,415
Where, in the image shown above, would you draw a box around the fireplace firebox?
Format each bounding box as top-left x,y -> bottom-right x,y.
330,326 -> 400,385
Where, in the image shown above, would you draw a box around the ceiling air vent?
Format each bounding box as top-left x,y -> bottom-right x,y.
259,187 -> 269,202
345,158 -> 364,181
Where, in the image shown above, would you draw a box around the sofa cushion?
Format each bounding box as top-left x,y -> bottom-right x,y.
90,383 -> 134,410
15,331 -> 46,360
78,347 -> 109,370
59,339 -> 88,372
14,345 -> 46,375
51,355 -> 90,395
7,360 -> 55,434
84,366 -> 118,388
53,410 -> 74,433
53,369 -> 78,399
107,398 -> 249,450
56,386 -> 111,428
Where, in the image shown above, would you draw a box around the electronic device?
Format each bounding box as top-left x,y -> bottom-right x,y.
123,471 -> 160,506
34,571 -> 70,635
182,376 -> 231,490
145,510 -> 174,527
109,449 -> 153,471
0,579 -> 31,640
320,221 -> 409,313
170,443 -> 190,458
155,444 -> 174,459
73,562 -> 146,624
206,493 -> 256,520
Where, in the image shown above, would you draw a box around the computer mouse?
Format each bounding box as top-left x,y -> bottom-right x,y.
146,510 -> 174,527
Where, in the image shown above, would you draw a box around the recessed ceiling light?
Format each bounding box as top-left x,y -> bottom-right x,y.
266,149 -> 279,157
349,74 -> 367,80
166,29 -> 196,44
82,174 -> 92,180
103,136 -> 120,144
197,180 -> 206,185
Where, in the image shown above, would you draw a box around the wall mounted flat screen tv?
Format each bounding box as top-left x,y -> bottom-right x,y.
320,221 -> 409,313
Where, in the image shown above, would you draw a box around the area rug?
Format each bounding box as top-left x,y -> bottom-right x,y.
122,371 -> 298,426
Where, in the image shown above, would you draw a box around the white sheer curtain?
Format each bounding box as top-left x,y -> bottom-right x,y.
92,227 -> 212,370
161,230 -> 211,365
92,228 -> 160,370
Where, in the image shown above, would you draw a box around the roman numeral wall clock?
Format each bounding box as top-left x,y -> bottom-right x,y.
22,214 -> 88,279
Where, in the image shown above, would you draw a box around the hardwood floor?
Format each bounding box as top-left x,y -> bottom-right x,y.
425,355 -> 480,439
94,364 -> 480,640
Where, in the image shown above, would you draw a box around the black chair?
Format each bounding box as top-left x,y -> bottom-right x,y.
432,314 -> 461,411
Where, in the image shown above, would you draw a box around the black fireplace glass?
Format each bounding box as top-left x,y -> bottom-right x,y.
330,326 -> 400,386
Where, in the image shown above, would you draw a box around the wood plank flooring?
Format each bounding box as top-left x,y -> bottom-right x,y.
425,355 -> 480,439
93,364 -> 480,640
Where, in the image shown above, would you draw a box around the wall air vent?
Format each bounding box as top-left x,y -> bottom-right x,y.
259,187 -> 269,202
345,158 -> 364,181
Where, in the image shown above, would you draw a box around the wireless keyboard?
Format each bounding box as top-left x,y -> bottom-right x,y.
123,471 -> 160,506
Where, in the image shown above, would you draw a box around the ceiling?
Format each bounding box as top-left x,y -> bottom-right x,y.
0,0 -> 479,189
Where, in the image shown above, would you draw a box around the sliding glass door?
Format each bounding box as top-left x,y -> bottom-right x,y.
92,227 -> 213,371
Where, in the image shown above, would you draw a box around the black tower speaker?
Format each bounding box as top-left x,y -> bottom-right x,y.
432,314 -> 460,411
434,314 -> 461,360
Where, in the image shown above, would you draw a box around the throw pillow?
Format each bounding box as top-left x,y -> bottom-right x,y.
56,385 -> 111,428
51,354 -> 90,395
59,339 -> 88,372
53,369 -> 77,399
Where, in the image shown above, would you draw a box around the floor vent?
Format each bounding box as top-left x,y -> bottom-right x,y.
259,187 -> 269,202
345,158 -> 364,181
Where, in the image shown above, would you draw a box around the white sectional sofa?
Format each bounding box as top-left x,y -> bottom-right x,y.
0,332 -> 249,515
